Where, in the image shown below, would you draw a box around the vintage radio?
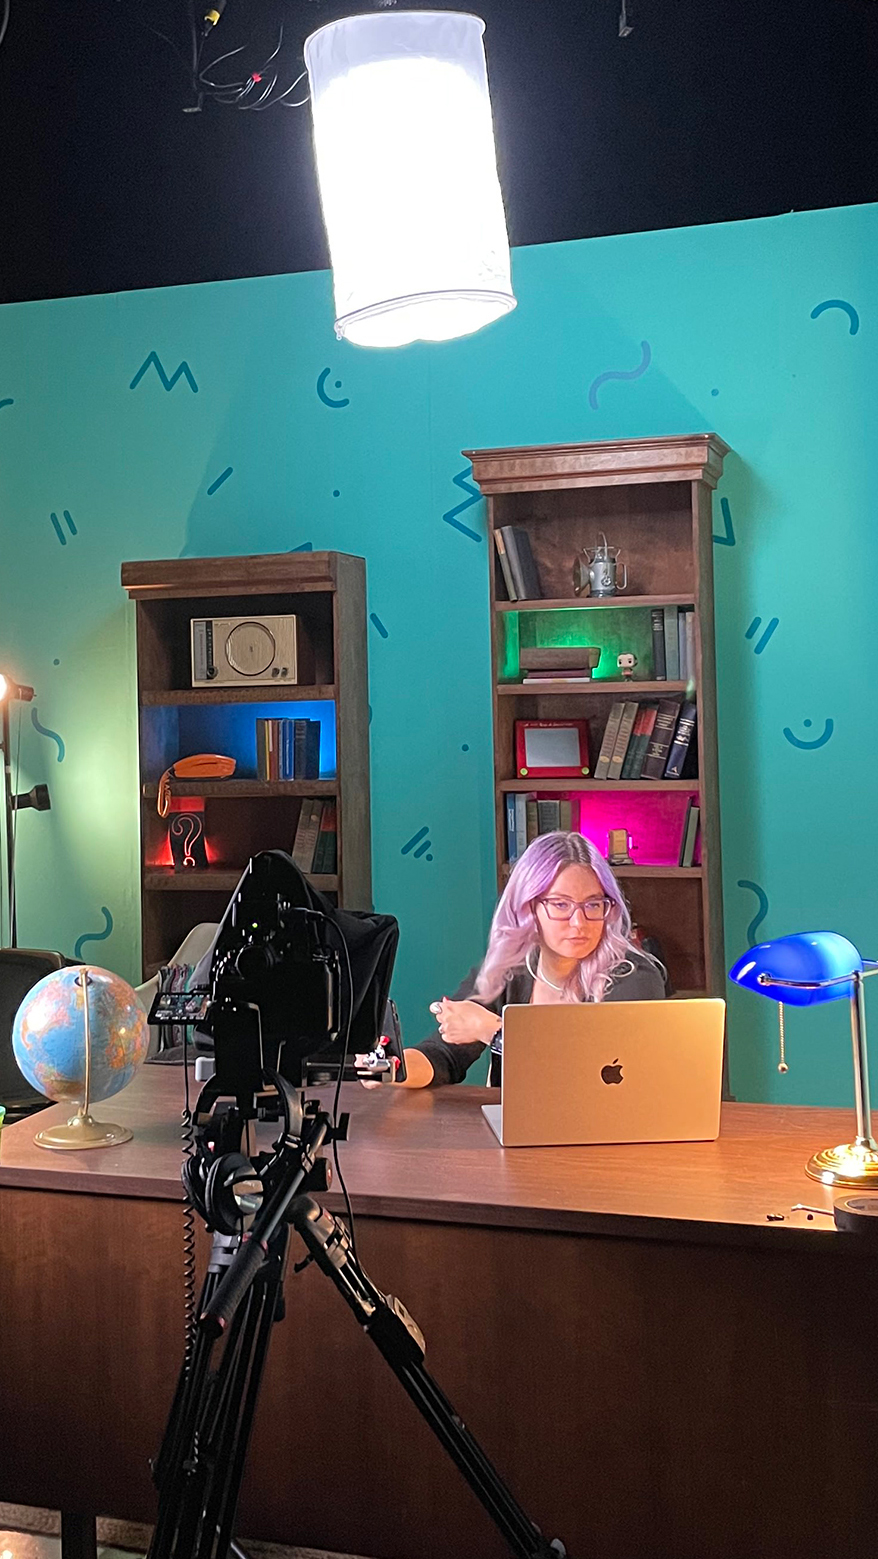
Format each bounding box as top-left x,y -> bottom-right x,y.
191,614 -> 303,687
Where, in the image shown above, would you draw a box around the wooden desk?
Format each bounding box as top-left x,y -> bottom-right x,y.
1,1069 -> 876,1559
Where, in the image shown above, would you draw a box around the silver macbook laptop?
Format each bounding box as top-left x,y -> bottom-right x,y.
481,999 -> 725,1148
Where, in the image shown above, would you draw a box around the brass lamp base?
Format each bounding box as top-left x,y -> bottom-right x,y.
35,1111 -> 133,1152
806,1141 -> 878,1189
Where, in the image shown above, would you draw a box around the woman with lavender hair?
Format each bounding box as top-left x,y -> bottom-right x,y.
401,830 -> 665,1088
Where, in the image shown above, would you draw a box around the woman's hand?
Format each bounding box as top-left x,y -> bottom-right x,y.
430,997 -> 499,1047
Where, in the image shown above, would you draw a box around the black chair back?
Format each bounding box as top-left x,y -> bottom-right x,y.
0,948 -> 68,1118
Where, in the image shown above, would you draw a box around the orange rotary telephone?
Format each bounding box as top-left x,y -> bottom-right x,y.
157,754 -> 236,817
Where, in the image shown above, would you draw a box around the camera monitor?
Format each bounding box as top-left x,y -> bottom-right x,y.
175,850 -> 399,1098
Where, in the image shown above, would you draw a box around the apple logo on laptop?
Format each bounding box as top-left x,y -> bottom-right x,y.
601,1058 -> 623,1085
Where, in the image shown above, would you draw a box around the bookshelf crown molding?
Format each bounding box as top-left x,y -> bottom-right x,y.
464,434 -> 729,494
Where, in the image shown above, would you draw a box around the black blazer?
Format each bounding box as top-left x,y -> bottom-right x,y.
416,952 -> 666,1087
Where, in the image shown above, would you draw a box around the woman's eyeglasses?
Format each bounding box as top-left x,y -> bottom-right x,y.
537,895 -> 615,922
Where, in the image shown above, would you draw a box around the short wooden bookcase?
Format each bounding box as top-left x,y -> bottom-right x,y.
121,551 -> 371,980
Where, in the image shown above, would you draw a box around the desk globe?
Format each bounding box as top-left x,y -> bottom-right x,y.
12,964 -> 149,1150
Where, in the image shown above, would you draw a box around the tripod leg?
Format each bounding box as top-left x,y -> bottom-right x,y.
149,1228 -> 289,1559
288,1196 -> 568,1559
196,1231 -> 289,1559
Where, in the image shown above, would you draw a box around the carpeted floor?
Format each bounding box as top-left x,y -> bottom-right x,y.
0,1508 -> 376,1559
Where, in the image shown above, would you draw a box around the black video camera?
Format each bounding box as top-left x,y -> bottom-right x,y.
150,851 -> 401,1105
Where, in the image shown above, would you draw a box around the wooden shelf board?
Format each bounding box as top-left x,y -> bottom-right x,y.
144,869 -> 338,892
495,594 -> 694,613
612,865 -> 703,879
498,778 -> 698,793
498,680 -> 688,697
500,861 -> 700,880
140,686 -> 336,707
142,779 -> 338,800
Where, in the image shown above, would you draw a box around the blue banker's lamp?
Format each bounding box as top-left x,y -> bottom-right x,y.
730,932 -> 878,1188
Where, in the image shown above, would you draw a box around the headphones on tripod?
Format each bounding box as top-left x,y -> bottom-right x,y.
182,1069 -> 300,1237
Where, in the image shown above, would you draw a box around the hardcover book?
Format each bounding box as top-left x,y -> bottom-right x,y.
620,703 -> 658,779
663,606 -> 680,681
641,700 -> 683,779
493,529 -> 517,601
651,608 -> 667,680
500,526 -> 542,601
292,799 -> 323,871
664,701 -> 697,779
594,702 -> 626,781
607,701 -> 640,780
678,800 -> 701,868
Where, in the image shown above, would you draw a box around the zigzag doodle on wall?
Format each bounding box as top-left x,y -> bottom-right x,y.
713,497 -> 736,546
74,907 -> 114,960
130,352 -> 198,392
443,466 -> 482,542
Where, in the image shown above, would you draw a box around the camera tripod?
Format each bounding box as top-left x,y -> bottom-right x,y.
148,1081 -> 568,1559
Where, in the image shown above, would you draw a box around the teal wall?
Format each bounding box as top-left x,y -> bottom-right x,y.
1,201 -> 874,1106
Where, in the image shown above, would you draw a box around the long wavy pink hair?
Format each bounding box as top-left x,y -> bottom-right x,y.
474,831 -> 651,1004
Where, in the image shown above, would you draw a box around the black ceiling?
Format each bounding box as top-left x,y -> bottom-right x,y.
0,0 -> 876,305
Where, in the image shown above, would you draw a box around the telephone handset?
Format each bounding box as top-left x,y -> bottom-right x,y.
157,754 -> 236,817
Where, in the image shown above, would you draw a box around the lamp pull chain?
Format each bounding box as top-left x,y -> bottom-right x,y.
777,1001 -> 789,1074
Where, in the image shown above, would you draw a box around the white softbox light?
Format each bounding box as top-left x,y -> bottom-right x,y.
304,10 -> 516,347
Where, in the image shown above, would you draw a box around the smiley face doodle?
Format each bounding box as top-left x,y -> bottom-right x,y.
783,718 -> 834,750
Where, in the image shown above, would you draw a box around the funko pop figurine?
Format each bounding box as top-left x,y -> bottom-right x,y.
617,652 -> 638,680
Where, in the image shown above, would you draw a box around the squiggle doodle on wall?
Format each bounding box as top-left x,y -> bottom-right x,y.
737,880 -> 769,947
74,907 -> 114,960
31,705 -> 65,762
588,341 -> 651,410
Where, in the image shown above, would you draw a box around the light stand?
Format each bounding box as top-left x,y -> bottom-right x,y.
0,673 -> 50,948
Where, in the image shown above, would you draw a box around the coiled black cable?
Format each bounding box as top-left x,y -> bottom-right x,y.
180,1026 -> 198,1372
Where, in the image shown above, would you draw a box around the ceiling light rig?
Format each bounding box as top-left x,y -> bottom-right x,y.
151,4 -> 516,346
304,10 -> 515,346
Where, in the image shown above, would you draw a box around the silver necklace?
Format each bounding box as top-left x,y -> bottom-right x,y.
526,947 -> 565,992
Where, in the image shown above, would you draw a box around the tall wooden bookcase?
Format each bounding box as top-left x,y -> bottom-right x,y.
465,434 -> 729,1002
121,551 -> 372,981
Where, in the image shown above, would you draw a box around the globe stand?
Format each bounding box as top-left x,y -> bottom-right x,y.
35,1110 -> 132,1151
33,968 -> 133,1153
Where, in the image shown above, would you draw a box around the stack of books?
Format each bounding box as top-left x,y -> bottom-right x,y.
520,646 -> 601,684
493,527 -> 543,601
506,796 -> 573,861
651,606 -> 696,681
593,698 -> 697,781
256,718 -> 321,781
291,798 -> 337,875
